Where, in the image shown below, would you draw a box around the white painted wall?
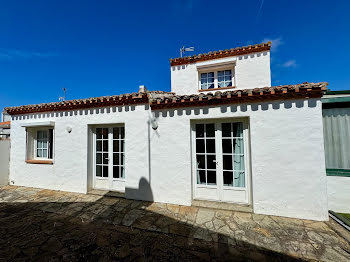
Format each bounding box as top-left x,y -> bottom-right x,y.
9,97 -> 328,220
327,176 -> 350,213
171,51 -> 271,95
150,98 -> 328,221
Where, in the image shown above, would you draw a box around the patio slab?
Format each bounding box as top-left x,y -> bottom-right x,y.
0,185 -> 350,261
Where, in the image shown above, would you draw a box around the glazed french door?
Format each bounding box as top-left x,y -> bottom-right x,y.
193,120 -> 250,204
94,126 -> 125,192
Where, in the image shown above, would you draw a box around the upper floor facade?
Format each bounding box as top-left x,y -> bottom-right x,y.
170,42 -> 271,95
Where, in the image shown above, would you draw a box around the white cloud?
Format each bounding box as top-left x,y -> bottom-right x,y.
281,59 -> 297,68
262,37 -> 283,52
0,48 -> 58,60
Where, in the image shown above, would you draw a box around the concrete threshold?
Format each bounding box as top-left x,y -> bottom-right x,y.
192,199 -> 253,213
88,189 -> 125,198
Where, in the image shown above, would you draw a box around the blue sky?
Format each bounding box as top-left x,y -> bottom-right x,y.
1,0 -> 350,113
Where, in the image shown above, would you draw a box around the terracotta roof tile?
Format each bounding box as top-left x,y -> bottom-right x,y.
170,42 -> 271,66
149,82 -> 328,109
0,121 -> 10,126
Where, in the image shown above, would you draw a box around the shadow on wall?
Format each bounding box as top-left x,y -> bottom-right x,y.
125,177 -> 153,202
0,184 -> 303,261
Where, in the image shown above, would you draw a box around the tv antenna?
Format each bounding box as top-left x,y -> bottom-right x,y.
180,46 -> 195,57
59,88 -> 67,101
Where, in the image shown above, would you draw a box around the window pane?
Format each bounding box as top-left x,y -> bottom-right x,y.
37,131 -> 43,139
208,72 -> 214,78
207,171 -> 216,185
42,149 -> 48,157
234,171 -> 245,187
222,123 -> 231,137
196,124 -> 204,138
234,155 -> 245,171
120,127 -> 125,139
226,80 -> 232,87
37,149 -> 42,157
206,124 -> 215,137
223,155 -> 233,170
197,170 -> 206,184
96,128 -> 103,139
96,165 -> 102,177
37,140 -> 43,148
49,129 -> 53,159
113,153 -> 119,165
103,153 -> 109,164
208,83 -> 214,89
103,166 -> 108,177
232,123 -> 243,137
196,154 -> 205,169
206,155 -> 216,170
206,139 -> 215,153
42,141 -> 48,148
218,71 -> 224,77
113,166 -> 120,178
41,131 -> 48,139
222,139 -> 232,153
113,140 -> 120,152
121,153 -> 125,166
102,128 -> 108,139
233,138 -> 244,154
223,171 -> 233,186
201,73 -> 207,79
113,128 -> 120,139
96,153 -> 102,164
103,140 -> 108,152
121,140 -> 124,152
196,139 -> 205,153
96,141 -> 102,151
121,167 -> 125,178
225,75 -> 231,81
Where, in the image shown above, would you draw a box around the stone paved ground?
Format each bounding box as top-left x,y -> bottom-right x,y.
0,186 -> 350,261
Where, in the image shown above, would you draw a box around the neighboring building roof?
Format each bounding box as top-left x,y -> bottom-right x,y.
5,82 -> 327,115
322,90 -> 350,109
5,91 -> 171,115
170,42 -> 271,66
149,82 -> 328,110
0,121 -> 10,127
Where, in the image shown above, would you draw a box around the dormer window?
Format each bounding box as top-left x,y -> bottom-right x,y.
198,66 -> 235,91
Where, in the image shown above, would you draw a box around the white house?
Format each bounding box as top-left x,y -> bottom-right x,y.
5,42 -> 329,221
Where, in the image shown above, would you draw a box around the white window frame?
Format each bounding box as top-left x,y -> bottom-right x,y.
33,128 -> 54,160
198,65 -> 235,91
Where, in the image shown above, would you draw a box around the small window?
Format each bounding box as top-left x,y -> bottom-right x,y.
200,72 -> 214,89
26,127 -> 54,161
218,70 -> 232,88
199,68 -> 234,90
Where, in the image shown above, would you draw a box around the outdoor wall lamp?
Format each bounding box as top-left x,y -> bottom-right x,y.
66,126 -> 72,133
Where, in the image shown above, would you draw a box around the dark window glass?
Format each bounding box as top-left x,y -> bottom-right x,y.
113,128 -> 120,139
223,155 -> 233,170
96,141 -> 102,151
206,139 -> 215,153
206,124 -> 215,137
121,140 -> 124,152
96,128 -> 102,139
121,167 -> 124,178
114,153 -> 119,165
102,128 -> 108,139
103,166 -> 108,177
96,153 -> 102,164
49,129 -> 53,159
113,140 -> 120,152
222,123 -> 231,137
120,127 -> 125,139
103,140 -> 108,152
196,139 -> 205,153
113,166 -> 120,178
206,155 -> 216,170
222,139 -> 232,153
196,154 -> 205,169
223,171 -> 233,186
198,170 -> 206,184
103,153 -> 109,164
96,165 -> 102,177
196,124 -> 204,138
207,171 -> 216,185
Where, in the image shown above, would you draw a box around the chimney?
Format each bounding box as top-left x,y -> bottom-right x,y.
139,85 -> 147,93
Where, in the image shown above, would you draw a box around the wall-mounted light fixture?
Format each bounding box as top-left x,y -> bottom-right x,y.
150,118 -> 158,130
66,126 -> 72,133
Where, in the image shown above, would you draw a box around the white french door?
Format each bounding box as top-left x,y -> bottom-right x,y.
93,126 -> 125,192
192,120 -> 250,204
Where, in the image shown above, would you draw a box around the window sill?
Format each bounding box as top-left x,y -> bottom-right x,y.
26,159 -> 53,165
198,86 -> 236,92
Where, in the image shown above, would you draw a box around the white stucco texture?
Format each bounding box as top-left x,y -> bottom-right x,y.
327,176 -> 350,213
171,51 -> 271,95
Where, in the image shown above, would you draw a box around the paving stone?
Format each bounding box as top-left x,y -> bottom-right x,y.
178,206 -> 198,222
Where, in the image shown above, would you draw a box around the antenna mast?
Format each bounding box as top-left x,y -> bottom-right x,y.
180,46 -> 195,57
59,88 -> 67,101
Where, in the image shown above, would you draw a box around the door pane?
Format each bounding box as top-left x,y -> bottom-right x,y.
113,140 -> 120,152
103,153 -> 109,164
207,155 -> 216,170
96,165 -> 102,177
103,166 -> 108,178
207,171 -> 216,185
196,124 -> 204,138
197,170 -> 206,184
206,139 -> 215,153
206,124 -> 215,137
96,153 -> 102,164
196,139 -> 205,153
196,154 -> 205,169
113,166 -> 120,178
96,141 -> 102,151
221,122 -> 245,188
